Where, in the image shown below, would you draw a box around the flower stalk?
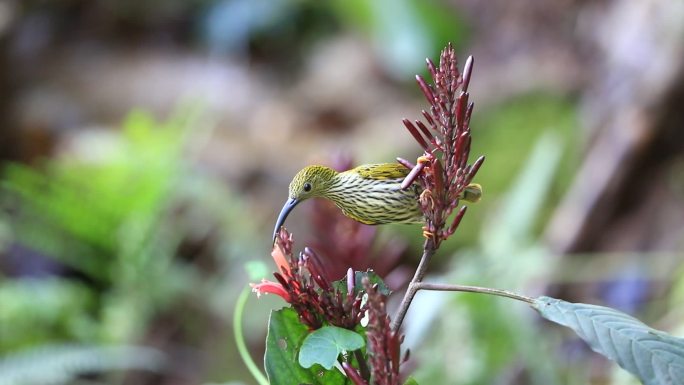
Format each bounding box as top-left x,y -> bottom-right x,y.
392,43 -> 483,332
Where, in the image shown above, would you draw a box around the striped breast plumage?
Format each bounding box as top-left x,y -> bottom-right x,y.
324,163 -> 423,225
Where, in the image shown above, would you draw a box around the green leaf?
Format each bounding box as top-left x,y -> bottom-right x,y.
299,326 -> 365,370
355,270 -> 391,296
332,270 -> 391,297
265,308 -> 347,385
403,376 -> 420,385
533,296 -> 684,385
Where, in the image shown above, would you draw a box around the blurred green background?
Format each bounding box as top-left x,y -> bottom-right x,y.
1,1 -> 683,384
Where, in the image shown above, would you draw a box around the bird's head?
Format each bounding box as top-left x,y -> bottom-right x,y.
273,165 -> 337,241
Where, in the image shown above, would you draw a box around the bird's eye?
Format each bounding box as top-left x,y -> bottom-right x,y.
303,182 -> 312,192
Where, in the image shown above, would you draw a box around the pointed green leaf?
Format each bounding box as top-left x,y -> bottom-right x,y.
265,308 -> 347,385
533,296 -> 684,385
299,326 -> 365,370
403,376 -> 420,385
332,270 -> 391,297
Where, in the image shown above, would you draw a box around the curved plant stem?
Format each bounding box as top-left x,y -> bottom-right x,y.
391,239 -> 437,332
234,287 -> 269,385
413,282 -> 534,304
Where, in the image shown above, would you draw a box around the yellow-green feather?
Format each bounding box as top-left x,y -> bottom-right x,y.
351,163 -> 410,180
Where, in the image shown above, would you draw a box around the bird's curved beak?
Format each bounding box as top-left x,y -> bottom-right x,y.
273,197 -> 300,241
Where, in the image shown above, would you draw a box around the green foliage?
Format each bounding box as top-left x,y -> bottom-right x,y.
2,109 -> 189,280
534,296 -> 684,385
264,308 -> 348,385
0,107 -> 212,353
299,326 -> 365,370
0,279 -> 95,354
0,344 -> 164,385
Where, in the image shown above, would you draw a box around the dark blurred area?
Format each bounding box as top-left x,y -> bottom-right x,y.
1,1 -> 683,384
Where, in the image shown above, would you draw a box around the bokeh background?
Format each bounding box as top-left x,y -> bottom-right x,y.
1,1 -> 683,384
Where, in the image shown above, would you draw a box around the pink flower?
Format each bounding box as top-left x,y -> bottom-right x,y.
271,242 -> 291,276
250,279 -> 291,302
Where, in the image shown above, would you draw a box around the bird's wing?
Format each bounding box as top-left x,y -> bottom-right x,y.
353,163 -> 410,180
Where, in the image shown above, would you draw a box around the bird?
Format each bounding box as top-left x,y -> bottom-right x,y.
273,163 -> 482,240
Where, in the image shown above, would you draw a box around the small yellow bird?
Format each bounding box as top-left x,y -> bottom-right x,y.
273,163 -> 482,240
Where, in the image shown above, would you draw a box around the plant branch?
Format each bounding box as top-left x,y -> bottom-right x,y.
390,238 -> 437,332
413,282 -> 534,304
391,243 -> 534,332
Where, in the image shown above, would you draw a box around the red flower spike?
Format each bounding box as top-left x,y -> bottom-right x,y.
273,272 -> 289,288
415,120 -> 436,145
347,268 -> 355,297
400,44 -> 483,245
460,92 -> 470,118
461,56 -> 474,92
453,132 -> 469,167
386,319 -> 400,370
446,206 -> 468,238
302,247 -> 330,291
342,362 -> 368,385
425,58 -> 438,79
401,161 -> 426,190
363,278 -> 403,385
402,119 -> 430,151
396,157 -> 415,170
468,155 -> 485,182
415,75 -> 436,105
437,100 -> 449,121
432,158 -> 444,197
462,136 -> 473,166
255,228 -> 368,330
421,109 -> 434,127
465,101 -> 474,124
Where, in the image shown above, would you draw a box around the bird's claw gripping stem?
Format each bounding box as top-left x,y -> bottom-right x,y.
422,226 -> 435,240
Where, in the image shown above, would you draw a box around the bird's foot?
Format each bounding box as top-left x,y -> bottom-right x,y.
422,226 -> 435,239
417,155 -> 432,165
